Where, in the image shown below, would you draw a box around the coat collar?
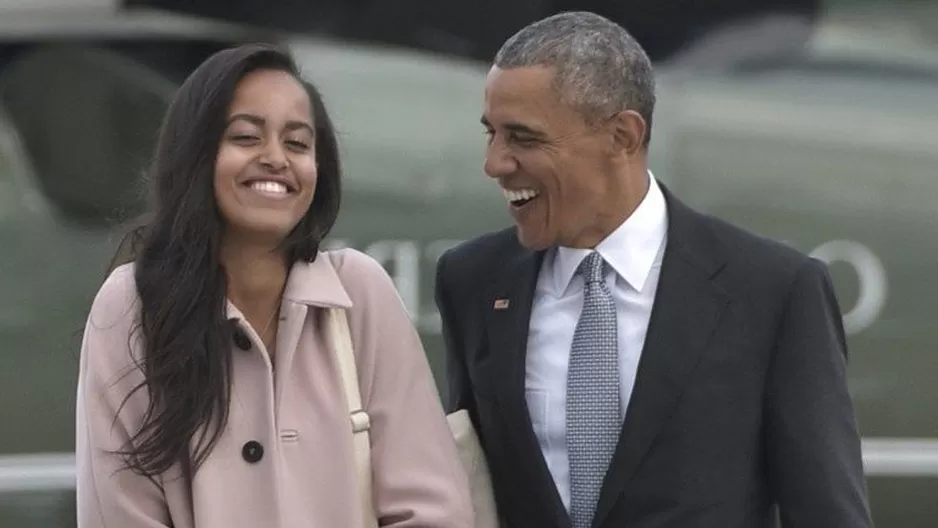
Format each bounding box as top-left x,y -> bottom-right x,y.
282,252 -> 353,308
225,251 -> 353,321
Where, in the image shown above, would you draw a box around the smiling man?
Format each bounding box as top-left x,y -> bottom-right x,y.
434,11 -> 873,528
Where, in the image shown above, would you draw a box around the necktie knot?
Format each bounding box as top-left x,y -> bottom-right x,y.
577,251 -> 606,285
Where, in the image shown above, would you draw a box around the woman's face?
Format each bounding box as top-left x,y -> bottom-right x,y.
214,68 -> 317,245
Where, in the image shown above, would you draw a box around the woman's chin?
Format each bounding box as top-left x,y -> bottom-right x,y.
223,216 -> 299,247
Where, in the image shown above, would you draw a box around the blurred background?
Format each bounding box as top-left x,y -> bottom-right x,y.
0,0 -> 935,526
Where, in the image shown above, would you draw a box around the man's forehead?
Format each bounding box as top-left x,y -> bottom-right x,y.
483,65 -> 559,125
485,65 -> 556,98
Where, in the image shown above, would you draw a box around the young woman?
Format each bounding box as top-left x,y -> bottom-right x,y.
75,43 -> 472,527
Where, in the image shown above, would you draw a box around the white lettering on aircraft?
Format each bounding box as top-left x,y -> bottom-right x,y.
810,240 -> 888,335
325,238 -> 887,336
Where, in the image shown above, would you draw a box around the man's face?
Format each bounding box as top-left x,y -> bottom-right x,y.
482,65 -> 625,250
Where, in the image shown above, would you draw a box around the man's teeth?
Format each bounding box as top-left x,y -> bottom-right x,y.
503,188 -> 539,203
249,181 -> 289,194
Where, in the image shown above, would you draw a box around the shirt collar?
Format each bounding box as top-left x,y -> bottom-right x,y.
551,170 -> 668,296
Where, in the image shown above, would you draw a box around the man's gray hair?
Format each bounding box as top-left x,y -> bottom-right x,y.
494,11 -> 656,145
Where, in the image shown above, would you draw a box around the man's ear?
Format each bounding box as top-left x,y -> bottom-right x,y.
607,109 -> 647,155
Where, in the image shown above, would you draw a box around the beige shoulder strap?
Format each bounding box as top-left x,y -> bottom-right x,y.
326,307 -> 376,527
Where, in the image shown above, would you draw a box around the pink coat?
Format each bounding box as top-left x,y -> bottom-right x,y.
76,249 -> 474,527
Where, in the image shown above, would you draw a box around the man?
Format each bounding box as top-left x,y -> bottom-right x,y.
434,11 -> 873,528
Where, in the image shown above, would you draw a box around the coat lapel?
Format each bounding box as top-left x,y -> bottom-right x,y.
593,188 -> 731,527
483,242 -> 570,527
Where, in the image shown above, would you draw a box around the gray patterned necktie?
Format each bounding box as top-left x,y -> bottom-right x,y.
567,251 -> 621,528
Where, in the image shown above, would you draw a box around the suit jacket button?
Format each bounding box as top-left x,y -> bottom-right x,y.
242,440 -> 264,463
233,328 -> 252,351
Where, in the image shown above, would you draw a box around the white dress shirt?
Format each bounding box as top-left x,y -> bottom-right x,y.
524,172 -> 669,511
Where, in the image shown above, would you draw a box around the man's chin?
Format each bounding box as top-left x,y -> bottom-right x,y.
514,225 -> 552,251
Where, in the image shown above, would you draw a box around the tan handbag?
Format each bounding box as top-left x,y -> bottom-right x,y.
325,308 -> 500,528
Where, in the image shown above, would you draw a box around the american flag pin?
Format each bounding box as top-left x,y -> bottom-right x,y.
493,298 -> 510,310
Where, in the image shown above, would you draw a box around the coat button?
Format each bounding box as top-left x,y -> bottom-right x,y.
233,328 -> 251,351
242,440 -> 264,463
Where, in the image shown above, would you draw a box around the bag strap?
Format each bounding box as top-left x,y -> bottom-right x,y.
326,307 -> 376,527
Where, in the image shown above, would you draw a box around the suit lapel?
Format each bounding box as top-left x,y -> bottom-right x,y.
483,243 -> 570,527
483,246 -> 541,407
593,188 -> 731,527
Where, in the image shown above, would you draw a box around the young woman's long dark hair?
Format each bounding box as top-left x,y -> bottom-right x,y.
112,43 -> 342,478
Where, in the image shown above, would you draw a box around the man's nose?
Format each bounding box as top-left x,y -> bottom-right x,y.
483,141 -> 518,179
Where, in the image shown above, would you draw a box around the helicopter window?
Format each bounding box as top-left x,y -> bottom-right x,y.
0,45 -> 174,227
